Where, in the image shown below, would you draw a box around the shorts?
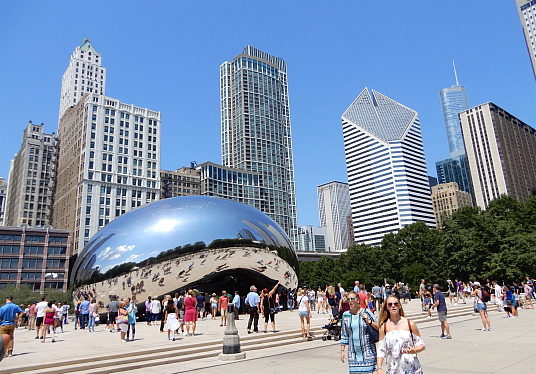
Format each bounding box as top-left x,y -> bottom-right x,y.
221,308 -> 227,317
108,312 -> 118,323
36,317 -> 44,327
119,323 -> 129,333
298,311 -> 310,318
438,310 -> 448,322
197,306 -> 204,313
476,303 -> 487,311
449,291 -> 455,296
179,310 -> 185,324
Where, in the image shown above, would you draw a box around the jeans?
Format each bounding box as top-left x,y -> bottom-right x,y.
80,314 -> 89,329
88,313 -> 96,330
288,300 -> 294,311
63,313 -> 69,324
74,314 -> 81,328
126,323 -> 136,340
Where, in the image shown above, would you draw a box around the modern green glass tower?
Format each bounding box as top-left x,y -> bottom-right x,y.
220,46 -> 298,247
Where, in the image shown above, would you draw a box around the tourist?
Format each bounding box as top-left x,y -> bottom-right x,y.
35,297 -> 47,339
297,288 -> 312,340
446,280 -> 456,305
55,302 -> 64,333
74,301 -> 81,329
28,301 -> 37,331
358,284 -> 369,311
503,286 -> 517,318
493,281 -> 503,312
126,296 -> 137,340
183,289 -> 197,336
340,290 -> 378,373
150,295 -> 161,326
377,296 -> 425,374
471,283 -> 491,331
204,293 -> 211,319
261,281 -> 280,333
145,296 -> 152,325
307,287 -> 316,311
40,302 -> 56,343
61,302 -> 69,324
160,295 -> 171,332
106,296 -> 120,332
232,291 -> 240,320
418,279 -> 426,311
317,287 -> 325,314
523,282 -> 534,309
218,291 -> 229,327
372,283 -> 382,311
117,300 -> 129,343
88,298 -> 98,332
176,290 -> 186,336
326,285 -> 337,317
339,292 -> 350,316
163,299 -> 180,341
210,293 -> 218,320
455,278 -> 466,304
79,296 -> 90,329
432,284 -> 451,339
423,288 -> 433,319
288,289 -> 294,312
245,285 -> 260,334
0,296 -> 24,357
196,292 -> 205,319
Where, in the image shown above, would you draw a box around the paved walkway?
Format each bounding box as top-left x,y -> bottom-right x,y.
2,297 -> 534,373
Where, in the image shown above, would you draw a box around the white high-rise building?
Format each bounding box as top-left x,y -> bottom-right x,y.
342,88 -> 435,246
59,38 -> 107,121
53,40 -> 160,254
318,181 -> 351,252
516,0 -> 536,79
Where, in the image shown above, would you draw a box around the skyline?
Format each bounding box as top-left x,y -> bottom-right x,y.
1,1 -> 534,229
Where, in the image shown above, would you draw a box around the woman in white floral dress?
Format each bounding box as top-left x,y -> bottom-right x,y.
377,296 -> 425,374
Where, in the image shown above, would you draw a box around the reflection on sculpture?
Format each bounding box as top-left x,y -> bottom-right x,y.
71,196 -> 298,302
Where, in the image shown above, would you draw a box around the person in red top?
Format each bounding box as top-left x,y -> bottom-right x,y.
28,301 -> 37,331
358,284 -> 369,309
183,289 -> 198,336
218,291 -> 229,327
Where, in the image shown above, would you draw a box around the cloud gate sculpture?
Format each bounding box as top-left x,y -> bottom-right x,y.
71,196 -> 298,305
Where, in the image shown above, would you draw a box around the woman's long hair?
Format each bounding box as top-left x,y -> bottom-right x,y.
166,299 -> 175,313
378,295 -> 405,326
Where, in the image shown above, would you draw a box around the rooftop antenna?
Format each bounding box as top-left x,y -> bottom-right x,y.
453,60 -> 459,85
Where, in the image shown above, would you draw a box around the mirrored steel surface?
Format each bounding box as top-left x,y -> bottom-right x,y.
71,196 -> 298,290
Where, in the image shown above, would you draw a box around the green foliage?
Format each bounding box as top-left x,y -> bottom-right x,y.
297,195 -> 536,288
0,285 -> 71,308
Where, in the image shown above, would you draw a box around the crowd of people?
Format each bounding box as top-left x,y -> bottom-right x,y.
1,275 -> 534,370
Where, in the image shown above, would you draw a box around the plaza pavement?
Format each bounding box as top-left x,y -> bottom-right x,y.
1,297 -> 534,373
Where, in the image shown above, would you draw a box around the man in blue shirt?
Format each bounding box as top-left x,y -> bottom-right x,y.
244,285 -> 260,333
432,284 -> 452,339
79,296 -> 91,329
232,291 -> 240,320
0,296 -> 24,357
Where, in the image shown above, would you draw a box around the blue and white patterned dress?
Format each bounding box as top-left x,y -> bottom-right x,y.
341,310 -> 378,373
377,329 -> 425,374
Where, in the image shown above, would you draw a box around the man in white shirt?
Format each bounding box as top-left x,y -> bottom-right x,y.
35,297 -> 47,339
493,281 -> 503,312
337,283 -> 345,295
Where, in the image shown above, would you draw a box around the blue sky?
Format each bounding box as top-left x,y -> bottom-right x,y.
0,0 -> 534,228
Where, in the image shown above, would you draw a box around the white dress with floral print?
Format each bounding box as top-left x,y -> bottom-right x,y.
377,330 -> 425,374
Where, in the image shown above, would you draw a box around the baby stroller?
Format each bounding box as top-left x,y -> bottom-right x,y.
321,317 -> 341,341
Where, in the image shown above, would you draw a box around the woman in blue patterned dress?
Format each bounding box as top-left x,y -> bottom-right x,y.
340,290 -> 379,373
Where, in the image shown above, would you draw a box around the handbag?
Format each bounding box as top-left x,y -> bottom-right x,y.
361,311 -> 379,343
115,314 -> 128,324
53,319 -> 61,328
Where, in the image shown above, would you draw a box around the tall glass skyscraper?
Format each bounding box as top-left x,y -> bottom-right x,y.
435,154 -> 473,198
342,88 -> 435,246
439,84 -> 469,157
220,46 -> 298,246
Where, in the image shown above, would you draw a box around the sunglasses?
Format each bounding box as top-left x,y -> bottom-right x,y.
387,302 -> 399,307
347,297 -> 356,301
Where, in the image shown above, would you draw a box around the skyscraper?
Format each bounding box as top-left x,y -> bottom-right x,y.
342,88 -> 435,246
317,181 -> 351,252
435,68 -> 473,197
220,46 -> 297,246
59,38 -> 107,121
439,82 -> 470,157
4,122 -> 58,227
53,41 -> 160,253
297,226 -> 327,252
459,102 -> 536,208
516,0 -> 536,79
431,182 -> 473,228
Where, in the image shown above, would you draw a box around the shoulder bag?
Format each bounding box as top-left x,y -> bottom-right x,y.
361,310 -> 379,343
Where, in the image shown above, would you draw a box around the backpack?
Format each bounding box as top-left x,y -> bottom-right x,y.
480,289 -> 490,303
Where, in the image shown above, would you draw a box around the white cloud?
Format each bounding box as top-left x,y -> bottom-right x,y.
97,244 -> 136,261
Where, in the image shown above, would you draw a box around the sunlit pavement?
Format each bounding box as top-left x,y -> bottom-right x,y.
2,297 -> 534,373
